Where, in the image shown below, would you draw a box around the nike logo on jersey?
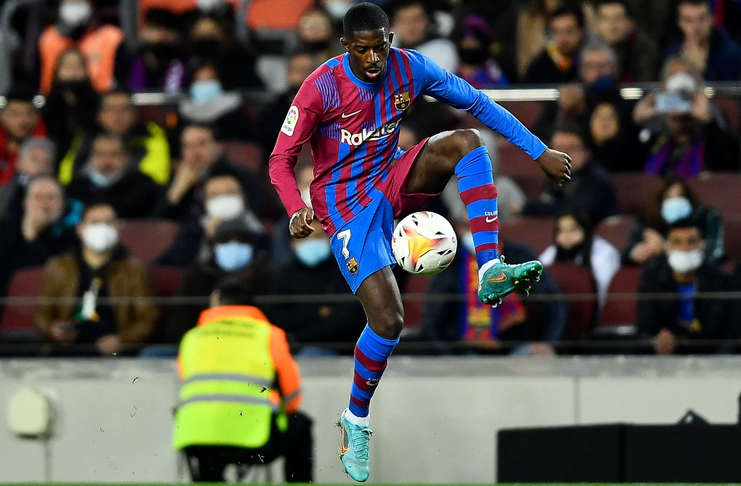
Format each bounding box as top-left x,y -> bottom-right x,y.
485,215 -> 498,223
341,110 -> 362,118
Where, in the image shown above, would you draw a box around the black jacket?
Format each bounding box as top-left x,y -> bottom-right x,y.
66,170 -> 162,219
637,255 -> 733,353
524,50 -> 579,84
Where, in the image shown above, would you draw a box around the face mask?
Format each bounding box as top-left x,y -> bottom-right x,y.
462,232 -> 475,254
60,1 -> 93,28
82,223 -> 118,253
89,167 -> 124,188
144,43 -> 180,61
56,80 -> 90,94
325,0 -> 353,19
189,79 -> 224,104
214,241 -> 253,272
303,39 -> 331,53
661,196 -> 693,224
667,248 -> 703,274
191,39 -> 223,57
206,194 -> 244,219
458,48 -> 488,66
196,0 -> 225,12
295,239 -> 331,267
589,75 -> 616,94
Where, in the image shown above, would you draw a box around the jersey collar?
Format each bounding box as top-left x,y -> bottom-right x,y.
342,53 -> 387,89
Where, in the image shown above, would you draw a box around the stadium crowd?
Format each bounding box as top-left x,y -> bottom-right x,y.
2,0 -> 741,356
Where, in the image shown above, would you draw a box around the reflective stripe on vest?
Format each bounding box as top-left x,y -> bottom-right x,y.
183,373 -> 273,389
177,394 -> 279,411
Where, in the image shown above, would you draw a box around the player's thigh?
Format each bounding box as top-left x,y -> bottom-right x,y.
406,129 -> 484,195
355,266 -> 404,338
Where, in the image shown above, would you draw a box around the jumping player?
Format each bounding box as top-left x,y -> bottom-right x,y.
270,3 -> 571,481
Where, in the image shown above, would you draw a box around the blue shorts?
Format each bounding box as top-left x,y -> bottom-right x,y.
329,196 -> 396,294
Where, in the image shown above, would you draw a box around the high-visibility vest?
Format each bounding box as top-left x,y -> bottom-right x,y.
172,306 -> 279,450
38,24 -> 124,94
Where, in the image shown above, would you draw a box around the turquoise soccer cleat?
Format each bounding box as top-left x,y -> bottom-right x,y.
477,255 -> 543,306
338,409 -> 372,482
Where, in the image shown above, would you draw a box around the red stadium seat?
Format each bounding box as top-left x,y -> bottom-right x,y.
723,216 -> 741,260
509,174 -> 545,200
687,173 -> 741,219
118,220 -> 180,265
0,266 -> 44,341
713,97 -> 740,131
402,275 -> 430,329
221,140 -> 264,174
498,142 -> 544,177
498,101 -> 543,130
598,266 -> 642,327
148,265 -> 184,297
611,173 -> 661,215
500,216 -> 554,255
546,262 -> 597,339
596,215 -> 635,253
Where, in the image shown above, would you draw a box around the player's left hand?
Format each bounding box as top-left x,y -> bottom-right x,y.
290,207 -> 315,239
536,149 -> 572,186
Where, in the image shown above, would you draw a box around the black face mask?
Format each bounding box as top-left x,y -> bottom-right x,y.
458,47 -> 488,66
191,39 -> 223,58
56,79 -> 90,94
555,244 -> 584,262
302,39 -> 330,53
143,43 -> 181,62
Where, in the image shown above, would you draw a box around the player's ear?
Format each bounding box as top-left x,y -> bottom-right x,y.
341,36 -> 350,52
389,32 -> 394,45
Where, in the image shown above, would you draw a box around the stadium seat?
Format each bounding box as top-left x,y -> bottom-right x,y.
148,265 -> 184,298
498,142 -> 544,177
723,216 -> 741,260
712,96 -> 740,131
221,140 -> 264,174
611,173 -> 661,215
596,215 -> 635,253
546,262 -> 597,339
0,267 -> 44,341
402,275 -> 430,329
509,174 -> 545,200
501,216 -> 554,255
118,220 -> 180,264
598,266 -> 642,327
687,173 -> 741,219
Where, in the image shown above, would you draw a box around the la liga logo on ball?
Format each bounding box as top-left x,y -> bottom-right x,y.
392,211 -> 457,276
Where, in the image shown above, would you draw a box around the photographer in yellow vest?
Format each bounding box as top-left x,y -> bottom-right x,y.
173,279 -> 313,482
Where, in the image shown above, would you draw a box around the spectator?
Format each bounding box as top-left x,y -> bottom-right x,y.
523,122 -> 618,225
35,202 -> 158,355
128,9 -> 187,93
0,176 -> 82,295
173,279 -> 313,483
319,0 -> 356,25
41,48 -> 100,161
270,163 -> 313,268
158,174 -> 265,268
622,175 -> 724,265
158,123 -> 264,222
518,0 -> 567,80
421,227 -> 566,356
637,216 -> 732,354
539,206 -> 620,310
163,218 -> 275,343
266,219 -> 366,351
66,134 -> 161,219
593,0 -> 660,82
254,51 -> 321,163
588,100 -> 644,173
0,137 -> 55,219
37,0 -> 126,94
452,15 -> 509,88
524,5 -> 587,84
177,62 -> 252,142
297,8 -> 345,62
0,87 -> 47,186
391,0 -> 458,72
58,89 -> 171,186
639,69 -> 739,177
186,14 -> 263,90
665,0 -> 741,81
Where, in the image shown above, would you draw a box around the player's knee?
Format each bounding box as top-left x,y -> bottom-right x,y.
371,310 -> 404,339
453,128 -> 485,156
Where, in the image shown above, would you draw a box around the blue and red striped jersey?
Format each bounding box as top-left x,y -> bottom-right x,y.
269,47 -> 547,236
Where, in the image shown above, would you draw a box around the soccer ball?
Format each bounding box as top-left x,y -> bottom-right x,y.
392,211 -> 457,276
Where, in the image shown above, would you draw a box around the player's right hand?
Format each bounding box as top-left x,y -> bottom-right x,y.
290,208 -> 315,238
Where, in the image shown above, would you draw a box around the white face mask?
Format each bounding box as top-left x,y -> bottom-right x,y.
205,194 -> 244,219
667,248 -> 703,274
82,223 -> 118,253
325,0 -> 353,19
60,1 -> 93,28
661,196 -> 693,224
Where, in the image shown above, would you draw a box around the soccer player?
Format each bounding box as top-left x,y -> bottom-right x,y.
270,3 -> 572,481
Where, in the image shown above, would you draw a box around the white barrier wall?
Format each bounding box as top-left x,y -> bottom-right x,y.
1,356 -> 741,484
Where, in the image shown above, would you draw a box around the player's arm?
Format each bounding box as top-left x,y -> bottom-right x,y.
269,325 -> 303,414
269,82 -> 323,238
413,52 -> 571,184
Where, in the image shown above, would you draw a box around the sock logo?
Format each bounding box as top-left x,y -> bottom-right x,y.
485,215 -> 498,223
365,378 -> 380,387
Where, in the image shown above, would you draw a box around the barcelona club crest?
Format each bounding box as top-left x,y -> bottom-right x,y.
394,91 -> 410,111
346,257 -> 359,275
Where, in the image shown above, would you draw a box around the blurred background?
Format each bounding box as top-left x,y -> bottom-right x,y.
2,0 -> 741,483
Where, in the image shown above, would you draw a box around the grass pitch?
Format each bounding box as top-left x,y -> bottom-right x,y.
5,483 -> 741,486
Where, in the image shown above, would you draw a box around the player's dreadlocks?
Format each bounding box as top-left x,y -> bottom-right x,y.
343,2 -> 390,38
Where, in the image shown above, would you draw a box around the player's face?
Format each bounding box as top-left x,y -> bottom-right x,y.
342,29 -> 393,83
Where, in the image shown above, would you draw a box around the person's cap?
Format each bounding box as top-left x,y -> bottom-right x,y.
214,218 -> 254,243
